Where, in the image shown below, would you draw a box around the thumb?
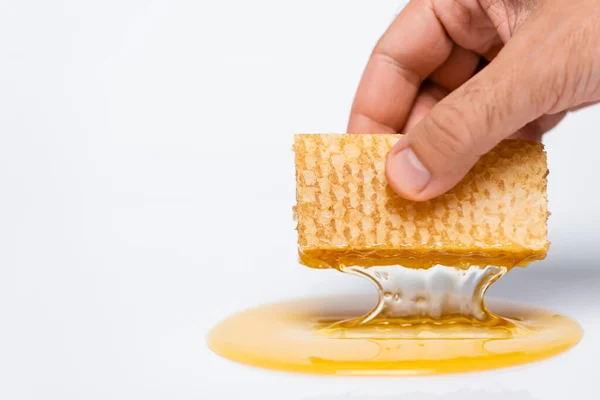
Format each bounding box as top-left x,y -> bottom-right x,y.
385,38 -> 550,201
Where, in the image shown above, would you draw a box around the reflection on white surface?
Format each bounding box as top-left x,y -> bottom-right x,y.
304,390 -> 536,400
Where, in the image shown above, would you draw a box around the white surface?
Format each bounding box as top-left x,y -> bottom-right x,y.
0,1 -> 598,399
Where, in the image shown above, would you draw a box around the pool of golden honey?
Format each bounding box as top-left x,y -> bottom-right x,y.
207,295 -> 582,376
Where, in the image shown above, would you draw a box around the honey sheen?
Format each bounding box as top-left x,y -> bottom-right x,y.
207,265 -> 582,376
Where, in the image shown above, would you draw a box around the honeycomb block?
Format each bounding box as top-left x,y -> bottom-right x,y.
293,134 -> 549,269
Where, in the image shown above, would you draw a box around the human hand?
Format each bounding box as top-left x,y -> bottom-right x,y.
348,0 -> 600,201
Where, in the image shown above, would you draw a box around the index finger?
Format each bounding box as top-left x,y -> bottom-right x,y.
348,0 -> 454,134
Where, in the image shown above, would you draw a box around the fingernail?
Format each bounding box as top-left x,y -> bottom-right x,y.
389,147 -> 431,194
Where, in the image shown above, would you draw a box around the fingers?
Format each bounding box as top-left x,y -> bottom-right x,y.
385,33 -> 548,201
404,82 -> 449,131
348,0 -> 509,134
348,0 -> 453,134
429,45 -> 480,91
402,46 -> 481,132
432,0 -> 504,59
367,45 -> 480,133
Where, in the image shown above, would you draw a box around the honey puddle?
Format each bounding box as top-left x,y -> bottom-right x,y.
207,265 -> 582,376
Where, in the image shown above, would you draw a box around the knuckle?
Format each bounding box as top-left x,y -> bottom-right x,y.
464,83 -> 502,130
371,47 -> 423,85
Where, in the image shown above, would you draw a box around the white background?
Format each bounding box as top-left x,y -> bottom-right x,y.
0,1 -> 599,399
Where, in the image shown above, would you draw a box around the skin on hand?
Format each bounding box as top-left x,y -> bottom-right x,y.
348,0 -> 600,201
